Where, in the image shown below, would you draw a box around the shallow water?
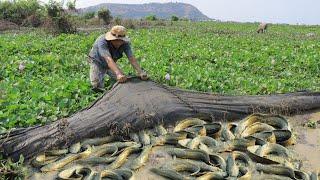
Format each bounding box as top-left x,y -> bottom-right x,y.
290,111 -> 320,172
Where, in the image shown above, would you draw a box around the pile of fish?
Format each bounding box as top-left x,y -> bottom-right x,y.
29,113 -> 320,180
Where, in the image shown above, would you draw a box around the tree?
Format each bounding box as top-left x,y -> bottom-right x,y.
45,0 -> 63,18
145,14 -> 157,21
171,15 -> 179,21
66,0 -> 77,12
97,7 -> 112,25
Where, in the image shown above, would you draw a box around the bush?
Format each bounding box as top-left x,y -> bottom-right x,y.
0,20 -> 19,31
22,14 -> 42,27
122,19 -> 135,29
145,14 -> 157,21
45,0 -> 76,34
114,16 -> 122,25
171,15 -> 179,21
97,8 -> 112,25
0,0 -> 42,25
83,12 -> 95,19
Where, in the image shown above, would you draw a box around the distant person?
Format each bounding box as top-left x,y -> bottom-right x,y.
257,23 -> 268,33
88,25 -> 148,92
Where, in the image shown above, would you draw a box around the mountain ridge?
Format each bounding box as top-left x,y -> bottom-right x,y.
80,2 -> 211,21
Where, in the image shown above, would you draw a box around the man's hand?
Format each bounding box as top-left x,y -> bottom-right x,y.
116,73 -> 127,83
139,71 -> 148,80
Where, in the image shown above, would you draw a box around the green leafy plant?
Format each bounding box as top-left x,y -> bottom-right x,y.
145,14 -> 157,21
0,0 -> 42,25
0,21 -> 319,131
97,7 -> 112,25
306,121 -> 317,128
0,155 -> 27,179
171,15 -> 179,21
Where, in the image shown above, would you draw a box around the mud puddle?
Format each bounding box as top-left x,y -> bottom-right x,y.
289,111 -> 320,172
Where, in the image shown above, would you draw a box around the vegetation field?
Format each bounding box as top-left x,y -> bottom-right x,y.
0,21 -> 320,132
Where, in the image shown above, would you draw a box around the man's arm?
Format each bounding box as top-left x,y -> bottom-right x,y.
103,55 -> 127,83
128,56 -> 148,80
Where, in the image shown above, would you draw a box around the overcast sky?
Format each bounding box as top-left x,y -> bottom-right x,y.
42,0 -> 320,25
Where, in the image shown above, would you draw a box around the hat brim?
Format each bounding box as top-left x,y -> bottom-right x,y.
105,32 -> 130,42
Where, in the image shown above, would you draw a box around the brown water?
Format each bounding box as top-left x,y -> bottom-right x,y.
289,111 -> 320,172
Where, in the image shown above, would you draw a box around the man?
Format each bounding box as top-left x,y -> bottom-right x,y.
88,25 -> 148,91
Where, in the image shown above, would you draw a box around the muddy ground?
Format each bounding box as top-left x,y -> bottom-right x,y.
288,111 -> 320,172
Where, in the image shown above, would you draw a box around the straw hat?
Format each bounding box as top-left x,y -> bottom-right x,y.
105,25 -> 130,42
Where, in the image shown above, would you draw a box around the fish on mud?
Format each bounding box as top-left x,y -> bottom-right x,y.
246,145 -> 279,164
40,146 -> 92,172
209,154 -> 227,171
100,170 -> 122,179
240,122 -> 275,137
232,151 -> 254,168
264,154 -> 294,168
238,166 -> 252,180
150,167 -> 188,180
69,142 -> 81,154
185,125 -> 207,137
203,123 -> 222,137
90,145 -> 118,157
255,163 -> 295,179
293,170 -> 311,180
139,130 -> 151,146
178,138 -> 192,148
174,118 -> 207,132
198,142 -> 227,154
188,136 -> 219,150
81,136 -> 119,147
250,131 -> 276,144
129,145 -> 153,170
155,125 -> 168,136
129,133 -> 140,143
107,145 -> 141,170
226,153 -> 239,178
196,171 -> 226,180
155,132 -> 188,145
77,156 -> 117,165
273,129 -> 295,146
164,147 -> 211,164
45,149 -> 68,156
163,159 -> 201,176
226,138 -> 256,151
31,154 -> 60,167
221,123 -> 237,141
235,114 -> 290,136
58,165 -> 85,179
180,159 -> 223,172
256,143 -> 292,159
